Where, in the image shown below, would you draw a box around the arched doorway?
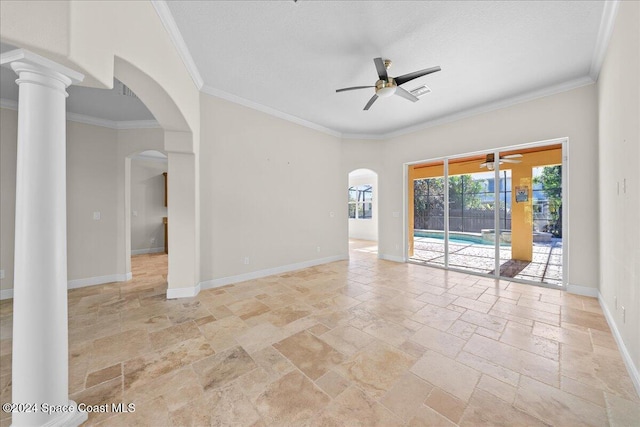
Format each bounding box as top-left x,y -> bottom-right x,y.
113,57 -> 199,297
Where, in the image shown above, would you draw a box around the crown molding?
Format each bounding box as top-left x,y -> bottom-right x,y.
66,113 -> 160,130
1,99 -> 159,129
151,0 -> 204,90
0,98 -> 17,110
152,1 -> 609,142
372,76 -> 595,140
66,112 -> 116,128
590,0 -> 620,81
201,84 -> 342,138
115,120 -> 161,130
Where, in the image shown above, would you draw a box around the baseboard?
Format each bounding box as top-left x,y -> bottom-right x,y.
566,283 -> 599,297
131,247 -> 165,255
167,282 -> 201,299
0,272 -> 133,300
0,289 -> 13,300
378,253 -> 405,263
598,292 -> 640,397
67,272 -> 132,289
199,254 -> 349,291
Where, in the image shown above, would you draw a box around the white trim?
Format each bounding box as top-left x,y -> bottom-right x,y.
115,120 -> 161,130
374,77 -> 595,140
200,85 -> 342,138
0,289 -> 13,300
598,292 -> 640,397
150,0 -> 204,90
0,98 -> 17,110
66,113 -> 160,130
590,0 -> 620,81
67,272 -> 132,289
199,254 -> 348,290
167,282 -> 201,299
566,283 -> 599,297
66,112 -> 117,129
378,254 -> 405,263
1,100 -> 160,129
131,247 -> 165,255
2,272 -> 134,298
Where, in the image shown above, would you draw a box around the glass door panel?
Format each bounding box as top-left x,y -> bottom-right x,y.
497,147 -> 563,285
446,161 -> 496,274
410,161 -> 445,266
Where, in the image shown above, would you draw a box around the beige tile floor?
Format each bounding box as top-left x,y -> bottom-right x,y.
1,240 -> 638,426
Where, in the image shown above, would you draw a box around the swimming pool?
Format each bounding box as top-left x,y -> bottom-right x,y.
414,230 -> 503,246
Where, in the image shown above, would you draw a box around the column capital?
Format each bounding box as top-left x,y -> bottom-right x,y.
1,49 -> 84,90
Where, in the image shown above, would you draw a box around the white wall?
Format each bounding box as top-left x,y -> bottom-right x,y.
348,171 -> 378,241
66,121 -> 119,282
198,93 -> 347,285
343,84 -> 600,288
597,0 -> 639,387
130,158 -> 167,254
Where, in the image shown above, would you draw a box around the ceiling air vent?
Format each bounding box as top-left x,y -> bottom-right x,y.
409,85 -> 432,97
117,80 -> 139,100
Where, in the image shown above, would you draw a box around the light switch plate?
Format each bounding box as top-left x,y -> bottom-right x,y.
0,270 -> 4,280
93,212 -> 101,220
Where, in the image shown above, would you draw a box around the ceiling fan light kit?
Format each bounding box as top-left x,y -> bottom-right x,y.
336,57 -> 441,110
375,79 -> 396,98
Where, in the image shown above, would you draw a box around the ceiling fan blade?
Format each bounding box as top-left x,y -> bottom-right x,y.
395,87 -> 419,102
501,154 -> 523,159
500,159 -> 522,163
364,94 -> 378,111
395,66 -> 441,86
336,86 -> 375,93
374,57 -> 388,81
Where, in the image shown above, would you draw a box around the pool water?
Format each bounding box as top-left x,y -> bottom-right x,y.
414,231 -> 507,246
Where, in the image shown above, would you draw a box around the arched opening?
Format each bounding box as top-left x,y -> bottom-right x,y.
113,57 -> 199,296
348,168 -> 379,256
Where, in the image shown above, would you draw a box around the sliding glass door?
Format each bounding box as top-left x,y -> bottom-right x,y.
408,142 -> 564,287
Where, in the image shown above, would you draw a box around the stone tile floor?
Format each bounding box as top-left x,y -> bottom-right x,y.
411,237 -> 564,285
0,240 -> 638,426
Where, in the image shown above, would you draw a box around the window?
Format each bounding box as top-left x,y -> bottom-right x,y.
348,185 -> 373,219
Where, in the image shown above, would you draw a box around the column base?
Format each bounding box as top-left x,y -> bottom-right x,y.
38,401 -> 87,427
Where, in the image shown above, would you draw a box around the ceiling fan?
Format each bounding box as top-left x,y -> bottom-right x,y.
480,153 -> 523,170
336,58 -> 441,110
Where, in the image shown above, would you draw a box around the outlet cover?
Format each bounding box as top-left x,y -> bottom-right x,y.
0,270 -> 4,280
93,212 -> 101,220
243,257 -> 250,265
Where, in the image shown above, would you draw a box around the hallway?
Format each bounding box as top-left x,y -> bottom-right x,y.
0,246 -> 638,426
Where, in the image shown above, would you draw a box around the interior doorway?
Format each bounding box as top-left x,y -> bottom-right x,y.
348,169 -> 379,255
125,150 -> 168,282
407,140 -> 565,288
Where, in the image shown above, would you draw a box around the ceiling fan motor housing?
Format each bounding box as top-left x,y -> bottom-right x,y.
375,78 -> 397,98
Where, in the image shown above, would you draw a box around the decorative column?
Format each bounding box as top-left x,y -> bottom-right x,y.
1,50 -> 86,427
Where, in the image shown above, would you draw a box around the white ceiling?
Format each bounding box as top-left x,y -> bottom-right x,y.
1,2 -> 612,136
166,0 -> 607,137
